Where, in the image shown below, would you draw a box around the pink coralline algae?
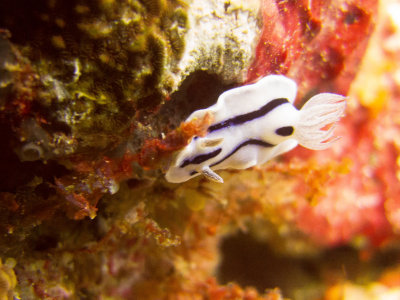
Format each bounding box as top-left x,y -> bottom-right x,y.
248,0 -> 377,100
236,0 -> 400,250
292,115 -> 394,247
276,0 -> 400,249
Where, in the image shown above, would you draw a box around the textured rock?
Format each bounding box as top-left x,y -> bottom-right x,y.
2,0 -> 400,299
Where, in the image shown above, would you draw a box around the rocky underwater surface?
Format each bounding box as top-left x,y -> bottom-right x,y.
1,0 -> 400,299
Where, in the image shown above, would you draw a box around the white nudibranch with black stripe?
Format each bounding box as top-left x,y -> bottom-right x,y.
165,75 -> 346,183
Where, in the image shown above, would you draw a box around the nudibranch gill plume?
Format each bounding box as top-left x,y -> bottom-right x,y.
165,75 -> 346,183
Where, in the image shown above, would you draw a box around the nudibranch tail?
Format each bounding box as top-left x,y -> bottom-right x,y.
295,93 -> 346,150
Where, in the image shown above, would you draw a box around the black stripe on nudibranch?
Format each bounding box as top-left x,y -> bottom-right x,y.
275,126 -> 294,136
180,148 -> 222,168
208,98 -> 289,133
210,139 -> 275,168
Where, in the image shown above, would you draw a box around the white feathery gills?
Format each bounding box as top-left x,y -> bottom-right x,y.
165,75 -> 346,183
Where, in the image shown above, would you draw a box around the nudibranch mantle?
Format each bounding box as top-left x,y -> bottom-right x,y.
166,75 -> 346,183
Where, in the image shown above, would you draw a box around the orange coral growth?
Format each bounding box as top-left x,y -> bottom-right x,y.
269,157 -> 352,204
281,0 -> 400,247
72,154 -> 134,183
196,278 -> 283,300
143,218 -> 181,247
53,155 -> 134,219
286,113 -> 395,247
137,112 -> 213,169
54,178 -> 100,220
380,267 -> 400,288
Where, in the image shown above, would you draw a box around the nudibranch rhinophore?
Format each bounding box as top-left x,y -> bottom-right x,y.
165,75 -> 346,183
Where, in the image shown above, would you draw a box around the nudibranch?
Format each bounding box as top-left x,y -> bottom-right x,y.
165,75 -> 346,183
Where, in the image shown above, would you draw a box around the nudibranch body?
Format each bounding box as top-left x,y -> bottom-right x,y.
166,75 -> 346,183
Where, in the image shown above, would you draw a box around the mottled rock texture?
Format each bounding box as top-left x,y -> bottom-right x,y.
2,0 -> 400,299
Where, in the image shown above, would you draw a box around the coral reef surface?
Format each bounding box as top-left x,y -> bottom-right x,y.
1,0 -> 400,299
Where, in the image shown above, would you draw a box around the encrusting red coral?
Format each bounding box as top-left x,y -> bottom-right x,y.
195,278 -> 283,300
276,0 -> 400,249
137,112 -> 213,169
248,0 -> 377,101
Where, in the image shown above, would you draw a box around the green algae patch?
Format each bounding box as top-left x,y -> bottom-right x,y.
0,0 -> 189,154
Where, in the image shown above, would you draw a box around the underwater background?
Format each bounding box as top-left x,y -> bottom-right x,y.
1,0 -> 400,299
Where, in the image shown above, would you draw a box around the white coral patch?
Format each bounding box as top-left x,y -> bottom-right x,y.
175,0 -> 261,84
